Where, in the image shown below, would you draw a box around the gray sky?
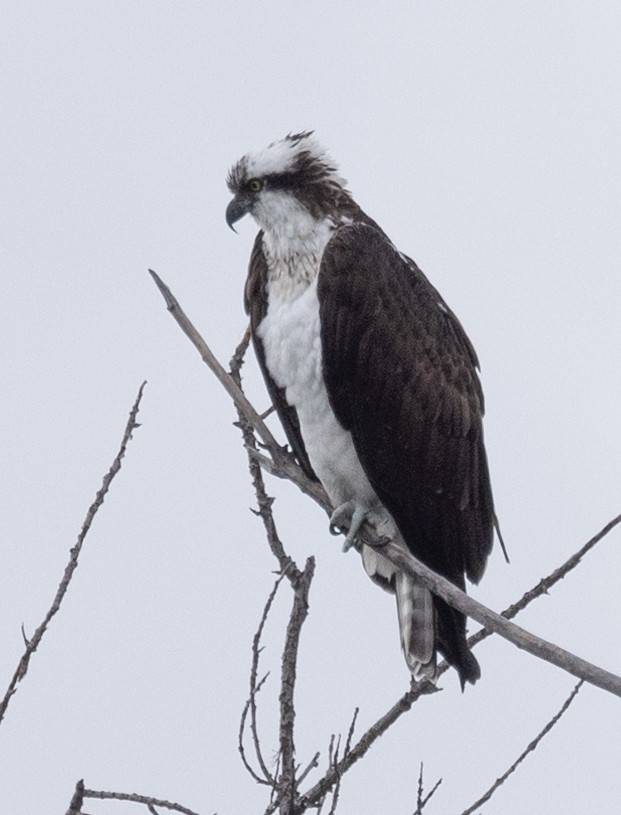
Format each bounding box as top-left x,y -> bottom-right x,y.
2,2 -> 620,813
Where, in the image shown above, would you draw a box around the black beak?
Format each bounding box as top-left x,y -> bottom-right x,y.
226,194 -> 252,232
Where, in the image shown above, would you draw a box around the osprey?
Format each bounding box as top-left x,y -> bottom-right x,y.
226,132 -> 497,687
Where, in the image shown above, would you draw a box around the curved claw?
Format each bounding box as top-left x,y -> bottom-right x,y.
329,501 -> 370,553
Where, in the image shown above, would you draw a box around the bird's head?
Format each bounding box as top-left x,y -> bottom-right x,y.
225,132 -> 350,235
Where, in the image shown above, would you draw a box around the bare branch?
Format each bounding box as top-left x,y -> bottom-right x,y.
375,537 -> 621,697
414,764 -> 442,815
458,681 -> 583,815
226,329 -> 304,581
239,673 -> 272,785
297,680 -> 439,812
327,708 -> 359,815
239,576 -> 284,786
0,383 -> 146,726
279,558 -> 315,815
297,753 -> 320,786
496,511 -> 621,623
149,269 -> 281,457
151,274 -> 621,808
81,787 -> 202,815
298,507 -> 621,809
65,779 -> 85,815
420,774 -> 442,813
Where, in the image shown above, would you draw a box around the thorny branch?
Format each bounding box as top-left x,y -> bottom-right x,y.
0,383 -> 146,727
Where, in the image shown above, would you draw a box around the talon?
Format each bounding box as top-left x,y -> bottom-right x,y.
329,501 -> 369,553
342,536 -> 356,553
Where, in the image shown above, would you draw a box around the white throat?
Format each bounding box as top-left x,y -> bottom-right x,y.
255,191 -> 337,300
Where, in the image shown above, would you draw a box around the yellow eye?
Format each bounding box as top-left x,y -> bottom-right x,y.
248,178 -> 263,192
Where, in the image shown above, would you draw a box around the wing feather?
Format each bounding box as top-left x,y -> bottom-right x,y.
318,223 -> 495,679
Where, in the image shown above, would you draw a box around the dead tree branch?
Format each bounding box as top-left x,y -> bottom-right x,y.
414,763 -> 442,815
68,781 -> 202,815
374,536 -> 621,697
150,268 -> 324,509
458,680 -> 583,815
239,576 -> 283,787
279,559 -> 315,815
0,382 -> 146,727
149,269 -> 621,809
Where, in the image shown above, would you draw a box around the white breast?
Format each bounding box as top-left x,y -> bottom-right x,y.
257,265 -> 377,511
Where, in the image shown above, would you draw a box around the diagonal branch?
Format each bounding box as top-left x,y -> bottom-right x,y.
495,512 -> 621,623
150,271 -> 621,808
374,536 -> 621,696
458,681 -> 583,815
0,383 -> 146,727
299,508 -> 621,809
149,268 -> 274,448
296,680 -> 439,812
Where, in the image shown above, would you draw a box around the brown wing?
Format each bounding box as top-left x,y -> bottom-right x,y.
318,223 -> 495,683
318,223 -> 494,583
244,232 -> 318,481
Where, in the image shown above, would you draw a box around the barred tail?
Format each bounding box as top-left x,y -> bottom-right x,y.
395,571 -> 437,682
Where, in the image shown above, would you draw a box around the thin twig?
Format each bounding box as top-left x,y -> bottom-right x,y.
239,673 -> 271,785
297,679 -> 439,812
227,329 -> 303,581
468,511 -> 621,653
420,777 -> 442,811
458,681 -> 584,815
239,576 -> 284,786
414,764 -> 442,814
415,764 -> 424,815
0,383 -> 146,726
297,753 -> 320,786
327,708 -> 359,815
81,787 -> 201,815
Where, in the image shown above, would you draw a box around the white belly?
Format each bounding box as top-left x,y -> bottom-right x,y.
257,277 -> 377,509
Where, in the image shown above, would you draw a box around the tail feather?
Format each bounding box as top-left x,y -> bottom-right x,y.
360,540 -> 480,688
395,571 -> 437,682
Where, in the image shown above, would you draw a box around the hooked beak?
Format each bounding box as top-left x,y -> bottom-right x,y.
225,194 -> 252,232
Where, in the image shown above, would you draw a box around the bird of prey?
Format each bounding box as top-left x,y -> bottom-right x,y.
226,132 -> 499,687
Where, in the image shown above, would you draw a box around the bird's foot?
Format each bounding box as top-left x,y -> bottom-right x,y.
329,502 -> 369,552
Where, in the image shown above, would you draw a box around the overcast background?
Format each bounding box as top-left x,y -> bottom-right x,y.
2,2 -> 621,813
